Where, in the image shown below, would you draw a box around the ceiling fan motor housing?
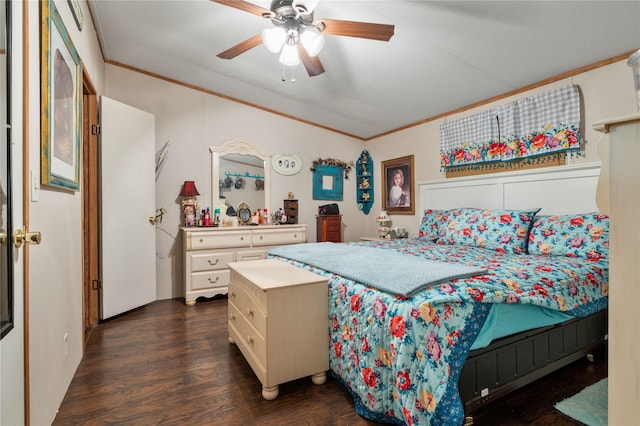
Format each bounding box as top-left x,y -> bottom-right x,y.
269,0 -> 314,31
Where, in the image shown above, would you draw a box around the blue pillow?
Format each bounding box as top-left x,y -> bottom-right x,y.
528,213 -> 609,261
438,208 -> 540,254
418,209 -> 447,242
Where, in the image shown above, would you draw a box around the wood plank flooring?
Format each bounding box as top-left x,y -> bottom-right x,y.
54,298 -> 607,425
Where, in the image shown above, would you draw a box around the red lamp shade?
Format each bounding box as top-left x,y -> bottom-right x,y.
179,181 -> 200,197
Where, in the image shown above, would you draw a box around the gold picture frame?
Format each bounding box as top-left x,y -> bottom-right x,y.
381,155 -> 415,215
41,0 -> 82,191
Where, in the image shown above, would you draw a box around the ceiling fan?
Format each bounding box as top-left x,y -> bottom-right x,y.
213,0 -> 395,77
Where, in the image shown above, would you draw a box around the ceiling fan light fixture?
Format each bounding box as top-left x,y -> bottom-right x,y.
262,27 -> 287,53
292,0 -> 320,14
300,29 -> 324,57
279,40 -> 300,66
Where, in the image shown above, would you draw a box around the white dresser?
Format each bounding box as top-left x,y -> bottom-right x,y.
227,259 -> 329,400
182,225 -> 306,304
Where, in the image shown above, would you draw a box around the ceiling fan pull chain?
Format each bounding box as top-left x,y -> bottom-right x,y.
281,63 -> 297,83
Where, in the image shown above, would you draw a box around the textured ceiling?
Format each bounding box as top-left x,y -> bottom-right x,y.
89,0 -> 640,139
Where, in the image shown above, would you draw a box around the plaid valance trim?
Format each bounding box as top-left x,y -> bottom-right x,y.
440,86 -> 582,169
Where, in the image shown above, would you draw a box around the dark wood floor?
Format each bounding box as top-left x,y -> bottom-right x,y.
54,298 -> 606,425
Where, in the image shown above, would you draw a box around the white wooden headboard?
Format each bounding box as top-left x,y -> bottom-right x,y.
418,163 -> 601,215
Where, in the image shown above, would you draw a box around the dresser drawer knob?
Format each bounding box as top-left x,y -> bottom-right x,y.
259,236 -> 263,240
247,335 -> 254,345
229,291 -> 235,299
247,308 -> 254,317
208,259 -> 219,266
240,236 -> 244,241
199,238 -> 204,243
230,313 -> 235,321
208,276 -> 220,284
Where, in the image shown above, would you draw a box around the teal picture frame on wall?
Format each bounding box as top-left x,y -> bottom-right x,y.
312,165 -> 343,201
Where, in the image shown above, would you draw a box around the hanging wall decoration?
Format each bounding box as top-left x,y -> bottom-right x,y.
356,150 -> 373,214
312,165 -> 343,201
272,153 -> 302,175
381,155 -> 415,215
310,158 -> 353,201
41,0 -> 82,191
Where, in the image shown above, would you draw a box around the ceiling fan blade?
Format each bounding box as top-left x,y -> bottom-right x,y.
212,0 -> 272,18
320,19 -> 394,41
297,44 -> 325,77
217,33 -> 263,59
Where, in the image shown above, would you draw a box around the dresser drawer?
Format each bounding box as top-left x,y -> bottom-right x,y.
252,228 -> 305,247
230,270 -> 268,308
228,302 -> 267,368
189,251 -> 234,271
236,249 -> 267,262
190,269 -> 230,291
190,231 -> 251,250
228,282 -> 267,337
325,221 -> 341,231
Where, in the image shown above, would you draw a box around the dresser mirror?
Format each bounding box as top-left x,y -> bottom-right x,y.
211,139 -> 271,218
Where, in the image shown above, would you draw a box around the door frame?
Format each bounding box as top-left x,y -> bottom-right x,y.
82,70 -> 99,345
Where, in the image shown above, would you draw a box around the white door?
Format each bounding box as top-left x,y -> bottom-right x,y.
1,1 -> 25,422
99,96 -> 156,319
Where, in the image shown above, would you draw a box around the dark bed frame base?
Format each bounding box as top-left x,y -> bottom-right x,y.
459,309 -> 608,413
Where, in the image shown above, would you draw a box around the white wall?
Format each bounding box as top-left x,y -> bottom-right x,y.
103,65 -> 366,300
26,0 -> 105,424
364,60 -> 638,237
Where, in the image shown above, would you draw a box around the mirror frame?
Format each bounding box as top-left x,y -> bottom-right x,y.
312,164 -> 343,201
210,138 -> 271,215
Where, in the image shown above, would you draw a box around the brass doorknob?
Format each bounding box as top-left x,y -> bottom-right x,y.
13,227 -> 42,248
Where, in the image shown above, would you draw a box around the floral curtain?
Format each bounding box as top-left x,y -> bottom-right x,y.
440,85 -> 582,171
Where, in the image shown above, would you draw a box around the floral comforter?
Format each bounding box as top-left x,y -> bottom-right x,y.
271,238 -> 608,426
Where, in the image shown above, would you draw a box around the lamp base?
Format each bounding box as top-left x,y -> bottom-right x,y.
378,226 -> 390,239
182,196 -> 198,227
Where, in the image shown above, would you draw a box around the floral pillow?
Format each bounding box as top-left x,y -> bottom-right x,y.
418,209 -> 447,242
528,213 -> 609,261
437,207 -> 540,254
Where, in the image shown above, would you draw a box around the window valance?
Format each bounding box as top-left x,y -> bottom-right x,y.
440,85 -> 582,171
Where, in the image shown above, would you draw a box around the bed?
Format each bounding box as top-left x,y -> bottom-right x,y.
268,163 -> 608,425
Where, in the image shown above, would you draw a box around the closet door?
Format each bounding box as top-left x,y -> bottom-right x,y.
99,96 -> 156,319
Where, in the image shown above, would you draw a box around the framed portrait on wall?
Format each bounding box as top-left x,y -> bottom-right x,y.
381,155 -> 415,215
41,0 -> 82,191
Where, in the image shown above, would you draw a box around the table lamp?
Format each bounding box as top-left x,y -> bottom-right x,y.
376,211 -> 391,239
180,181 -> 200,227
